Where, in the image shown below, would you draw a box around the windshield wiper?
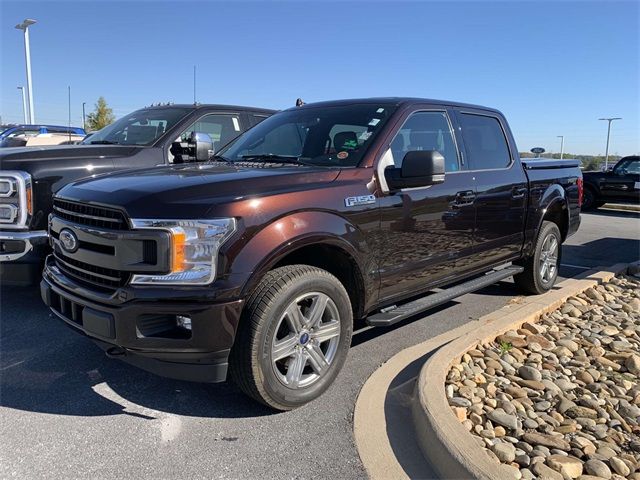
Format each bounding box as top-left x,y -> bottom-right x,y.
89,140 -> 119,145
240,154 -> 310,166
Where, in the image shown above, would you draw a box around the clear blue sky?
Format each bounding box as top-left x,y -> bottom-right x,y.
1,0 -> 638,155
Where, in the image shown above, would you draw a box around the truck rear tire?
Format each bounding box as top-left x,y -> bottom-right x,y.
514,221 -> 561,295
230,265 -> 353,410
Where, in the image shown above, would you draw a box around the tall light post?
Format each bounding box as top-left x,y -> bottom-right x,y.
598,117 -> 622,170
15,19 -> 37,124
557,135 -> 564,160
17,86 -> 28,124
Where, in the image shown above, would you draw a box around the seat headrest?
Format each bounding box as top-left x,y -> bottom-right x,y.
334,131 -> 358,151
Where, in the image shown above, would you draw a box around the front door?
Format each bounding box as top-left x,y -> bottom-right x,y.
377,108 -> 476,303
601,157 -> 640,203
454,109 -> 528,268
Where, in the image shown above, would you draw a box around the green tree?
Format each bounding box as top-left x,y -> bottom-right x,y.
86,97 -> 115,131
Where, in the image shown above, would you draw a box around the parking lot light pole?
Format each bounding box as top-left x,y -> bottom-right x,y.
557,135 -> 564,160
17,86 -> 28,124
15,19 -> 37,124
598,117 -> 622,170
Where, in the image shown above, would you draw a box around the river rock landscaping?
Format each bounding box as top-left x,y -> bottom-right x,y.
446,275 -> 640,480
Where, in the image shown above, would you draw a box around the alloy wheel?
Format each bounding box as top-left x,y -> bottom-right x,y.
539,234 -> 559,283
271,292 -> 341,389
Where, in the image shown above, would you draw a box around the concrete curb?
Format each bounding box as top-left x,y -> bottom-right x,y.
411,263 -> 631,480
353,321 -> 482,480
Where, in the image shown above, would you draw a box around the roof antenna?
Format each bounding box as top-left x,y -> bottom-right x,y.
193,65 -> 197,105
295,98 -> 305,107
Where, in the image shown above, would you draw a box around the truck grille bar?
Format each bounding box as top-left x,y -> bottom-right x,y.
53,199 -> 128,230
53,250 -> 130,291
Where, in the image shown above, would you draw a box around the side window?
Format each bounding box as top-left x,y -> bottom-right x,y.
181,114 -> 242,151
458,113 -> 511,170
616,159 -> 640,175
390,111 -> 459,172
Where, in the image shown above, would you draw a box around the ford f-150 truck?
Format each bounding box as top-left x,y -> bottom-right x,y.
40,98 -> 582,410
0,104 -> 274,285
582,155 -> 640,209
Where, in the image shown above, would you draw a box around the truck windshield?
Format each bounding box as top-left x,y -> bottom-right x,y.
82,107 -> 192,146
219,103 -> 398,167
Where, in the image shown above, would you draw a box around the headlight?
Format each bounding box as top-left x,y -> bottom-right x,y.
130,218 -> 236,285
0,171 -> 33,228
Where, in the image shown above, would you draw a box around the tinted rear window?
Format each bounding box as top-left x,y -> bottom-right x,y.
459,113 -> 511,170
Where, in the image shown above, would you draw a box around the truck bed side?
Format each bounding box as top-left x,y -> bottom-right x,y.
521,159 -> 582,256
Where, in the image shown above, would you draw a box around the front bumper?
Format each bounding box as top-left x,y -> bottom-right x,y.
0,230 -> 49,285
41,260 -> 244,383
0,229 -> 48,261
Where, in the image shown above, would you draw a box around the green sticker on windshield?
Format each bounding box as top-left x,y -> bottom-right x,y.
342,139 -> 357,150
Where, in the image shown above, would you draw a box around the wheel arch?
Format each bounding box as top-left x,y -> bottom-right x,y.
525,184 -> 570,256
236,211 -> 372,320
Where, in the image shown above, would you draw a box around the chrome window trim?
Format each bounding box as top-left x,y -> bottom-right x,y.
457,110 -> 515,171
0,171 -> 32,229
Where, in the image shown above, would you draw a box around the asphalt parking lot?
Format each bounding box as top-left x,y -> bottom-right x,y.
1,209 -> 638,479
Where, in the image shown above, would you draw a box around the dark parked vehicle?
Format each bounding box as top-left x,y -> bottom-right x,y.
582,155 -> 640,209
0,104 -> 274,285
40,98 -> 582,410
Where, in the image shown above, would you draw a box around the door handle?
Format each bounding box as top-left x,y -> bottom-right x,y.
454,190 -> 476,207
512,187 -> 527,199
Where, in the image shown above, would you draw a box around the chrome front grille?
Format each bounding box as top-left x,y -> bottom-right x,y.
53,198 -> 128,230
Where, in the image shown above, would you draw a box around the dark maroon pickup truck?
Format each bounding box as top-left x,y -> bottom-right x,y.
40,98 -> 582,409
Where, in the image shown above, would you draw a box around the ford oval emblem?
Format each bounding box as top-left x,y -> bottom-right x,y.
59,228 -> 79,253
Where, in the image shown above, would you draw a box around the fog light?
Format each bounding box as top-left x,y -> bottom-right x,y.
176,315 -> 192,331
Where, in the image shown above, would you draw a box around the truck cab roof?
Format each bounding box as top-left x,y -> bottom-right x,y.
287,97 -> 502,114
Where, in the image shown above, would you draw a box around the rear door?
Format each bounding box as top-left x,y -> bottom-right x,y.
454,109 -> 528,269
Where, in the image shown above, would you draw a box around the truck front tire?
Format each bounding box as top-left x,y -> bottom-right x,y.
230,265 -> 353,410
514,221 -> 562,295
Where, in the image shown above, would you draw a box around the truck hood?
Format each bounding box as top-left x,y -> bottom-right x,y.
0,144 -> 143,170
56,162 -> 341,218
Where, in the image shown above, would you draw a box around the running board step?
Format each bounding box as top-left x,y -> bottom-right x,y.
366,265 -> 524,327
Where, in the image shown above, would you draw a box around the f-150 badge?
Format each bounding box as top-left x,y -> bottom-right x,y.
344,195 -> 376,207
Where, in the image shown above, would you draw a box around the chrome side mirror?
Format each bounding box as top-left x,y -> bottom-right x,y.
189,132 -> 214,161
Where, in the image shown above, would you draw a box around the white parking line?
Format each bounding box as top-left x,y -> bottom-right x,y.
560,263 -> 591,270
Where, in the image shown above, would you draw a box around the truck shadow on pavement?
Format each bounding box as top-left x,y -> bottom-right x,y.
0,277 -> 534,420
0,286 -> 273,419
562,237 -> 640,269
